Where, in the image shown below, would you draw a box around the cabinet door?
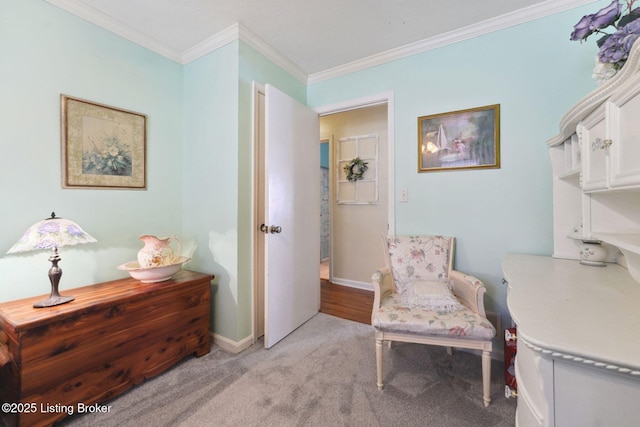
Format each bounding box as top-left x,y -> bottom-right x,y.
580,107 -> 608,191
554,360 -> 640,427
515,342 -> 554,426
608,81 -> 640,189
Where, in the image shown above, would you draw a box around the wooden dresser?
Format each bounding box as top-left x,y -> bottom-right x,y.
0,270 -> 212,427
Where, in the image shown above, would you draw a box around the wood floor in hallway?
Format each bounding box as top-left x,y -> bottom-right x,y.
320,279 -> 374,325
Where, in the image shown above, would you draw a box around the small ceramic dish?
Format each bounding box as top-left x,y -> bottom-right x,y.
118,256 -> 191,283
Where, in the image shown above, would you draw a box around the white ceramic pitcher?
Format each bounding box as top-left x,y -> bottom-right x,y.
137,235 -> 181,268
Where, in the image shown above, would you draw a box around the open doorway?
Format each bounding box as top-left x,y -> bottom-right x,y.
318,103 -> 392,290
320,138 -> 330,281
252,87 -> 395,344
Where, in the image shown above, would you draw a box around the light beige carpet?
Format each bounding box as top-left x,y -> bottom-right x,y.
59,313 -> 516,427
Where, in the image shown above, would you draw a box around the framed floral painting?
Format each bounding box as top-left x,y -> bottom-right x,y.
418,104 -> 500,172
61,95 -> 147,189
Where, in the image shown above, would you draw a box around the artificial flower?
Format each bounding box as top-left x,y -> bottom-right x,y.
570,0 -> 622,41
571,0 -> 640,81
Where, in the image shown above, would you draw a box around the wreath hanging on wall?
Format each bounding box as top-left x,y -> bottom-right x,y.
344,157 -> 369,182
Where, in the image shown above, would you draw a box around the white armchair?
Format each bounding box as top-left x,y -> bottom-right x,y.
371,235 -> 496,407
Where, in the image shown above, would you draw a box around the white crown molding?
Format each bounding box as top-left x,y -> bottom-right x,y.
47,0 -> 308,83
45,0 -> 183,63
182,24 -> 307,83
47,0 -> 596,86
181,24 -> 240,64
307,0 -> 598,84
237,25 -> 308,84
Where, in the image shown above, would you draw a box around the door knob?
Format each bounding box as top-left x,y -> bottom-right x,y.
269,225 -> 282,234
259,224 -> 282,234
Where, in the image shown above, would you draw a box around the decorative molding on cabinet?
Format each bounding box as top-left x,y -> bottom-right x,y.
519,335 -> 640,378
504,254 -> 640,426
549,39 -> 640,147
547,37 -> 640,271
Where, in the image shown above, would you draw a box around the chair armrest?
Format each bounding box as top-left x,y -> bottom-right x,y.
371,267 -> 394,324
448,269 -> 487,317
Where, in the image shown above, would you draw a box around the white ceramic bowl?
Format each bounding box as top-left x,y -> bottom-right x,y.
118,257 -> 191,283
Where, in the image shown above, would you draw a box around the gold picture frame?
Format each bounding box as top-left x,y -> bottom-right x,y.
418,104 -> 500,172
61,95 -> 147,189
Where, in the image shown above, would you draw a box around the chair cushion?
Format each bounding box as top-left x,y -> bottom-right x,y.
400,280 -> 464,313
372,293 -> 496,340
385,236 -> 452,294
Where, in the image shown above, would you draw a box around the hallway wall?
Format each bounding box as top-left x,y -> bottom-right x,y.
320,104 -> 389,287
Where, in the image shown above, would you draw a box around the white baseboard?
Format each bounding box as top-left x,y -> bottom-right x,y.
212,332 -> 254,354
330,277 -> 373,291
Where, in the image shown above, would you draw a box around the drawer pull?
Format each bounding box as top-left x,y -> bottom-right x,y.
592,138 -> 612,151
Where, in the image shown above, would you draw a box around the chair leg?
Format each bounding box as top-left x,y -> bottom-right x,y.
376,337 -> 384,390
482,349 -> 491,407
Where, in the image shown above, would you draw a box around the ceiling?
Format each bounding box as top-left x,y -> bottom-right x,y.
46,0 -> 593,81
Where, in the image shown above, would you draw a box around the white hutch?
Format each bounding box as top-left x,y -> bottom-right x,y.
503,40 -> 640,426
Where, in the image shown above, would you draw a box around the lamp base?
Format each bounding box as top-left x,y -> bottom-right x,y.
32,247 -> 75,308
33,294 -> 75,308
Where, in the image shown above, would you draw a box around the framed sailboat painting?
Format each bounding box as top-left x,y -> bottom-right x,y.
418,104 -> 500,172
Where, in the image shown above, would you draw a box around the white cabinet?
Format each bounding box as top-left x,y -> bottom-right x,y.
508,39 -> 640,427
548,39 -> 640,280
579,74 -> 640,192
547,134 -> 583,259
513,339 -> 553,426
608,78 -> 640,189
503,254 -> 640,427
554,359 -> 640,427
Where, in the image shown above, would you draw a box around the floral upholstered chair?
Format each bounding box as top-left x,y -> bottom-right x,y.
371,235 -> 496,407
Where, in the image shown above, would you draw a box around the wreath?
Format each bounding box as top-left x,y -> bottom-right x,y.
344,157 -> 369,182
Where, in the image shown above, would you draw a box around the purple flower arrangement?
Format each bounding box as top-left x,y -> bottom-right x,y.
571,0 -> 640,82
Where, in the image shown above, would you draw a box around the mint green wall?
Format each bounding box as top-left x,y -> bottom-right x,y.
307,4 -> 601,322
182,42 -> 240,340
0,1 -> 183,301
236,42 -> 306,339
0,0 -> 607,343
182,40 -> 305,341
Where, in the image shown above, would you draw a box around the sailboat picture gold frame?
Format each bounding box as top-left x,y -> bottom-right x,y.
418,104 -> 500,172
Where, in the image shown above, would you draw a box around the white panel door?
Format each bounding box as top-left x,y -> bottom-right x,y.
263,84 -> 320,348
